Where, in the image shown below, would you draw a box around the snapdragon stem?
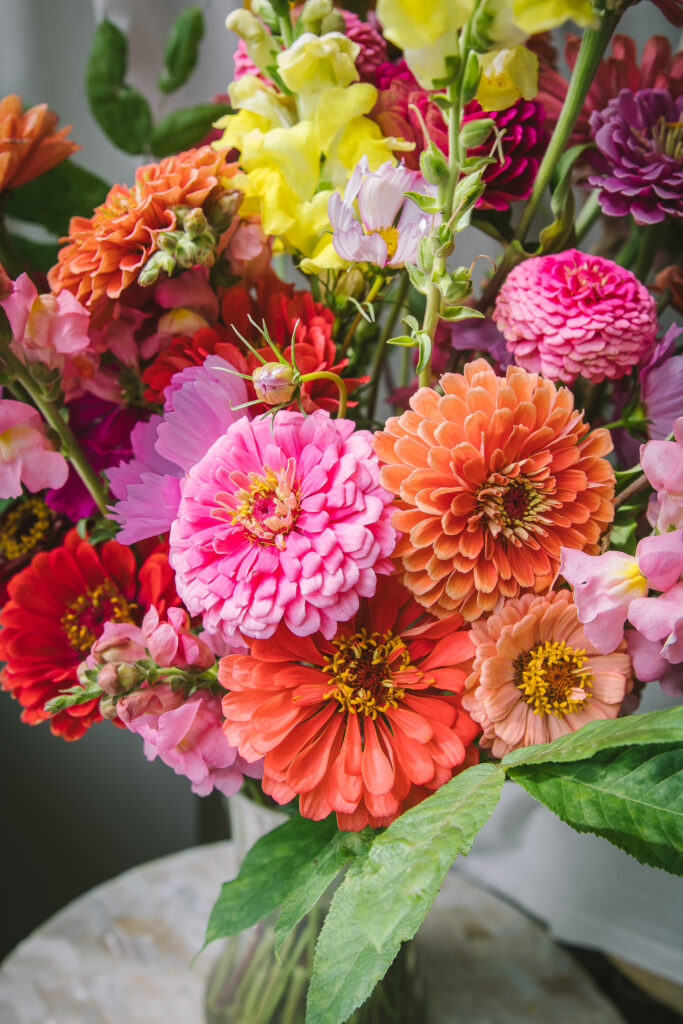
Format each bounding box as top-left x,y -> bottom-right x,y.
367,272 -> 410,418
299,370 -> 347,417
0,331 -> 109,515
340,274 -> 383,356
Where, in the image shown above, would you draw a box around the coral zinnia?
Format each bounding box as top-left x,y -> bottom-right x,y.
461,589 -> 633,758
170,409 -> 396,643
374,359 -> 615,621
48,147 -> 239,311
0,94 -> 79,193
219,576 -> 479,830
0,530 -> 178,739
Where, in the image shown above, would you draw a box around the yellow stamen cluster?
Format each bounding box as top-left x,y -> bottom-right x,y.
322,629 -> 409,719
514,639 -> 593,717
61,582 -> 139,655
228,464 -> 299,549
0,496 -> 51,560
476,473 -> 557,545
368,225 -> 399,260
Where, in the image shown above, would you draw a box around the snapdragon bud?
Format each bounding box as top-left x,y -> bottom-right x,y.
252,362 -> 297,405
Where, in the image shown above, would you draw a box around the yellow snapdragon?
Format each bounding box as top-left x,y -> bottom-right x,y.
476,45 -> 538,111
512,0 -> 597,33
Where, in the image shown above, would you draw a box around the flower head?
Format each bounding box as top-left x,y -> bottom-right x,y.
462,589 -> 633,758
641,418 -> 683,533
170,409 -> 397,644
0,399 -> 68,499
374,359 -> 615,621
0,273 -> 90,370
0,94 -> 79,192
588,89 -> 683,225
493,249 -> 658,384
639,324 -> 683,443
328,156 -> 437,267
219,576 -> 479,829
627,583 -> 683,695
512,0 -> 595,33
462,98 -> 548,210
476,47 -> 539,112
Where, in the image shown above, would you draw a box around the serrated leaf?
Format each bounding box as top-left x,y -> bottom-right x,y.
150,103 -> 232,157
305,765 -> 504,1024
502,705 -> 683,768
204,814 -> 338,946
509,744 -> 683,874
5,160 -> 110,237
86,20 -> 153,154
274,829 -> 373,958
158,6 -> 204,93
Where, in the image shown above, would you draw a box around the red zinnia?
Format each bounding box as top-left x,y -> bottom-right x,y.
0,530 -> 178,740
219,577 -> 480,831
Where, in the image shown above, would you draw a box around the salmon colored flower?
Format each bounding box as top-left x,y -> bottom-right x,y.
374,359 -> 615,621
0,94 -> 79,193
219,576 -> 479,830
462,589 -> 633,758
48,147 -> 240,312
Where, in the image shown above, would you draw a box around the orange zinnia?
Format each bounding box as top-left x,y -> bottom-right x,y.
0,94 -> 79,193
374,359 -> 615,620
48,147 -> 239,312
218,577 -> 480,831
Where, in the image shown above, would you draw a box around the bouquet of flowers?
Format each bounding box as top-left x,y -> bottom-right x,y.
0,0 -> 681,1019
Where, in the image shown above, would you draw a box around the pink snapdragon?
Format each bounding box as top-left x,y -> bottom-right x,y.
641,417 -> 683,533
141,606 -> 215,670
0,399 -> 68,498
1,273 -> 90,369
627,583 -> 683,696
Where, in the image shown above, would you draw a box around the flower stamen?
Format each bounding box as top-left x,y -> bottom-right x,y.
61,582 -> 139,655
322,628 -> 409,718
514,639 -> 593,717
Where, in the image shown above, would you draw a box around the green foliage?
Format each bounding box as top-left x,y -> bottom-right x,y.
150,103 -> 232,157
5,160 -> 110,237
44,677 -> 102,714
304,765 -> 505,1024
86,20 -> 153,154
158,7 -> 205,93
537,143 -> 590,255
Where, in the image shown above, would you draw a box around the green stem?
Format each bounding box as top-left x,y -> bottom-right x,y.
278,14 -> 293,46
615,221 -> 642,269
418,276 -> 442,388
632,223 -> 658,284
0,332 -> 109,515
299,370 -> 348,417
366,272 -> 410,419
515,13 -> 619,245
574,189 -> 602,244
340,274 -> 383,357
614,471 -> 650,508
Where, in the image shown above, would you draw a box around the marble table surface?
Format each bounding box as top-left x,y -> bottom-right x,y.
0,841 -> 627,1024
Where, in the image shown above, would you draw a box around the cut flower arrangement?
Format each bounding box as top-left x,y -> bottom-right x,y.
0,0 -> 682,1019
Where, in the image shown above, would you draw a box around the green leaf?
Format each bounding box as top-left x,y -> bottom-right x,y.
441,306 -> 485,322
402,191 -> 440,215
274,829 -> 374,958
387,334 -> 416,347
5,160 -> 110,236
8,235 -> 58,274
149,103 -> 232,157
502,706 -> 683,768
204,814 -> 338,946
509,745 -> 683,874
305,765 -> 505,1024
537,143 -> 589,255
86,20 -> 153,154
158,7 -> 205,93
415,330 -> 432,374
44,678 -> 102,715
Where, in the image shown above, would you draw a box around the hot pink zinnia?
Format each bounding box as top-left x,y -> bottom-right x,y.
169,409 -> 397,643
493,249 -> 658,384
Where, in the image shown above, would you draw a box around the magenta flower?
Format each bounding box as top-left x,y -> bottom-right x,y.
169,409 -> 397,643
107,355 -> 248,543
641,416 -> 683,533
117,684 -> 261,797
0,273 -> 90,370
0,399 -> 68,498
493,249 -> 658,384
328,156 -> 437,267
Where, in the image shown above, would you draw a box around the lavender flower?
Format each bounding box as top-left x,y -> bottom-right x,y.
588,88 -> 683,225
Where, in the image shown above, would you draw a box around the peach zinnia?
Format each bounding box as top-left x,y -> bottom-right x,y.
462,589 -> 633,757
48,147 -> 239,311
0,94 -> 79,193
374,359 -> 615,620
218,577 -> 480,831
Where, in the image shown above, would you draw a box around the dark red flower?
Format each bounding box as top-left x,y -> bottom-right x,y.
0,530 -> 179,740
462,99 -> 548,211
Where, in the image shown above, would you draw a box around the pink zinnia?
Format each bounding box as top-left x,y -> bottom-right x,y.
493,249 -> 658,384
462,589 -> 633,758
0,399 -> 68,498
169,410 -> 397,643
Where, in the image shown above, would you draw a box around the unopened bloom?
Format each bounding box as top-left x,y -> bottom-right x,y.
329,156 -> 437,267
462,589 -> 633,758
493,249 -> 658,384
0,400 -> 68,499
476,47 -> 539,112
1,273 -> 90,369
641,418 -> 683,532
252,362 -> 296,405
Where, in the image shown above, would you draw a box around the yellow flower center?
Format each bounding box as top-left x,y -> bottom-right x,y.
514,639 -> 593,717
0,496 -> 51,561
368,225 -> 399,260
322,629 -> 409,719
61,582 -> 139,656
651,117 -> 683,160
215,462 -> 299,549
476,474 -> 557,545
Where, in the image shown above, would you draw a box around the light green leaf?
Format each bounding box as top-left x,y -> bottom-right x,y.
537,142 -> 590,255
442,306 -> 485,321
158,7 -> 205,93
5,160 -> 109,237
305,764 -> 504,1024
415,330 -> 432,374
44,678 -> 102,715
204,814 -> 338,946
150,103 -> 232,157
509,745 -> 683,874
86,20 -> 153,154
502,706 -> 683,768
402,190 -> 440,215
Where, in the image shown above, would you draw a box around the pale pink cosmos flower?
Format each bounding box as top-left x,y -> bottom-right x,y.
641,417 -> 683,533
328,156 -> 438,267
0,399 -> 68,498
0,273 -> 90,370
117,684 -> 262,797
170,409 -> 397,643
560,531 -> 683,655
107,355 -> 248,543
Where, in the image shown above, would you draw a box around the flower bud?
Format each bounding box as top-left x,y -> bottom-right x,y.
183,208 -> 209,239
99,694 -> 119,719
300,0 -> 334,22
225,9 -> 275,73
460,118 -> 495,149
138,250 -> 176,287
251,0 -> 279,30
207,191 -> 243,232
320,10 -> 346,33
252,362 -> 297,405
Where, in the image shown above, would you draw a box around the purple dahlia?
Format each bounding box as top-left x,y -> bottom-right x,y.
588,88 -> 683,225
